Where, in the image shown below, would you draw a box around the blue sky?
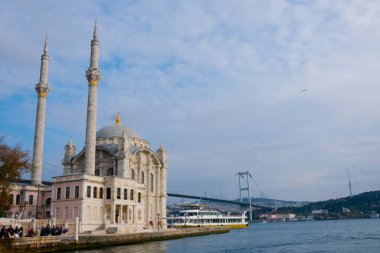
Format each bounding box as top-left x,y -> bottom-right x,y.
1,0 -> 380,201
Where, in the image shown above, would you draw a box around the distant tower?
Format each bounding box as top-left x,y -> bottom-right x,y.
348,168 -> 353,198
31,36 -> 51,186
84,20 -> 102,175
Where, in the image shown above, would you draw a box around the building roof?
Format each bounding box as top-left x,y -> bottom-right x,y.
96,124 -> 141,139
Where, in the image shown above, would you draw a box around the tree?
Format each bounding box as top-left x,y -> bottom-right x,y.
0,137 -> 31,215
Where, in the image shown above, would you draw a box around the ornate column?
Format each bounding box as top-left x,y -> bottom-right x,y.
111,203 -> 115,224
31,36 -> 51,186
84,20 -> 102,175
155,166 -> 160,216
157,145 -> 168,225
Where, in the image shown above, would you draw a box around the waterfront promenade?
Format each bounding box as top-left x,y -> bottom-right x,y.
0,227 -> 229,252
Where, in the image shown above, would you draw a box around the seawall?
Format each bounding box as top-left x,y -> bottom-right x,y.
0,227 -> 229,252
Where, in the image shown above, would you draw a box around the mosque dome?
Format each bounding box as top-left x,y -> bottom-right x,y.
96,113 -> 141,139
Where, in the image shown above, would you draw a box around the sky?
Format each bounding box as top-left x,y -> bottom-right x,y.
1,0 -> 380,202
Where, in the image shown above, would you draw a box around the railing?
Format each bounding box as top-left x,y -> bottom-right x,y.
0,218 -> 78,235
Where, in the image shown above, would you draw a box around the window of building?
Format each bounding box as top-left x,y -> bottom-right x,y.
99,187 -> 103,199
131,169 -> 135,180
56,188 -> 61,200
28,212 -> 32,218
130,189 -> 134,201
66,187 -> 70,199
141,172 -> 144,184
117,188 -> 121,199
106,187 -> 111,199
150,173 -> 154,193
138,209 -> 142,221
45,198 -> 51,205
138,192 -> 141,203
124,189 -> 128,200
29,195 -> 33,205
93,187 -> 98,198
95,169 -> 100,176
75,186 -> 79,198
74,207 -> 79,218
107,168 -> 113,176
87,186 -> 91,198
65,207 -> 69,219
8,194 -> 13,205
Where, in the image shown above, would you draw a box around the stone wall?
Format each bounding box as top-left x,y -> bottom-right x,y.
0,227 -> 229,252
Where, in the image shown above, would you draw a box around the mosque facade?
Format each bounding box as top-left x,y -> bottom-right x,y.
7,22 -> 168,233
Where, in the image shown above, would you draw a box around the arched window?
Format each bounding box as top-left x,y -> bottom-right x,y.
130,189 -> 134,201
66,187 -> 70,199
29,195 -> 34,205
87,186 -> 91,198
93,187 -> 98,198
131,169 -> 135,180
107,168 -> 113,176
117,188 -> 121,199
56,188 -> 61,200
141,171 -> 144,184
138,192 -> 141,203
75,186 -> 80,198
106,187 -> 111,199
150,173 -> 154,193
124,189 -> 128,200
99,187 -> 103,199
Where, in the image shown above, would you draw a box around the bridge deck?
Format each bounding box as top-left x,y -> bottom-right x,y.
167,192 -> 271,209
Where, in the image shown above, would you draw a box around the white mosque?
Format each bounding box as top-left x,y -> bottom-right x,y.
8,21 -> 168,233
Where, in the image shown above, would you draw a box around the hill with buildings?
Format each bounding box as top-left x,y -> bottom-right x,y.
276,190 -> 380,219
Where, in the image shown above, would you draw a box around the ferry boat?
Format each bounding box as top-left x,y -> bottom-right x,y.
172,209 -> 249,229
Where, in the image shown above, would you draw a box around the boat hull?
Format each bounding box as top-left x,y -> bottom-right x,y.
174,224 -> 249,229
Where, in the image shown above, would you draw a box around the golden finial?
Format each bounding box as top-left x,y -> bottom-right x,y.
116,113 -> 121,125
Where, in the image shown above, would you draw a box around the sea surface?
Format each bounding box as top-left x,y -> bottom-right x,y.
75,219 -> 380,253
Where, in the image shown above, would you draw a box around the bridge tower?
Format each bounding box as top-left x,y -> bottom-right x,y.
236,171 -> 253,222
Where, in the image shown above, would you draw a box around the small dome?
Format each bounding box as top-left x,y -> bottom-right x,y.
96,124 -> 141,139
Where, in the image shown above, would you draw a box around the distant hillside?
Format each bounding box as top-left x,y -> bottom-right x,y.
250,198 -> 309,208
276,190 -> 380,217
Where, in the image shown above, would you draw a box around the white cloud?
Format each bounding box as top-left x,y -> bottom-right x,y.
1,0 -> 380,201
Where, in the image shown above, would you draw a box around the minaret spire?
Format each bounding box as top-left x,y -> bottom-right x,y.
93,19 -> 98,38
84,20 -> 102,175
44,35 -> 48,53
31,36 -> 51,185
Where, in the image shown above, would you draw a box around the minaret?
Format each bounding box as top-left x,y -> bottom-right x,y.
31,36 -> 51,186
84,20 -> 102,175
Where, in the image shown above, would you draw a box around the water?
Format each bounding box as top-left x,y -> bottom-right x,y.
75,219 -> 380,253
